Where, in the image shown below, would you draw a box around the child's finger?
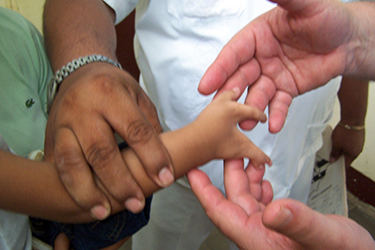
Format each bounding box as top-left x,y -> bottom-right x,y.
214,88 -> 268,123
236,133 -> 272,167
234,104 -> 267,123
213,87 -> 242,102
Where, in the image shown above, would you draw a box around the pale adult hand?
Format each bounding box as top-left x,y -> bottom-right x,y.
45,63 -> 174,219
330,125 -> 365,168
188,159 -> 375,250
199,0 -> 359,133
262,199 -> 375,250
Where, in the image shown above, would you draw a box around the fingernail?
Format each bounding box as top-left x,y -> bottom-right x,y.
125,197 -> 144,214
272,206 -> 293,229
158,167 -> 174,187
255,164 -> 265,170
90,204 -> 110,220
268,160 -> 273,167
232,87 -> 240,95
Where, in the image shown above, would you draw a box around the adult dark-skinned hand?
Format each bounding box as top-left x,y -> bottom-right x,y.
44,63 -> 174,220
43,0 -> 174,220
330,125 -> 365,168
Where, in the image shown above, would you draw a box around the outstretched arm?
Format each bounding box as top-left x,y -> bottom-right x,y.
123,89 -> 272,197
199,0 -> 375,133
188,160 -> 375,250
1,90 -> 271,223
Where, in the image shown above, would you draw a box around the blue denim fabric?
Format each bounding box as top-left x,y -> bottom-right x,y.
31,142 -> 152,250
31,197 -> 152,250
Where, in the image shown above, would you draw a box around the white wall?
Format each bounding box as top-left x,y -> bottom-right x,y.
0,0 -> 44,31
2,0 -> 375,182
330,82 -> 375,182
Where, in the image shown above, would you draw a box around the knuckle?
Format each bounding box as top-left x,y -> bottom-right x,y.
86,142 -> 118,170
104,174 -> 139,203
54,151 -> 98,208
114,181 -> 137,201
91,75 -> 118,95
72,193 -> 96,209
127,120 -> 153,145
55,149 -> 84,179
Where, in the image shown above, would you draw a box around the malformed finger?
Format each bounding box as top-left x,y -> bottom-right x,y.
240,76 -> 276,130
231,101 -> 268,124
236,135 -> 272,168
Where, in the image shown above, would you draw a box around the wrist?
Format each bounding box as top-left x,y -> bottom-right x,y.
338,121 -> 365,131
344,2 -> 375,78
47,55 -> 122,113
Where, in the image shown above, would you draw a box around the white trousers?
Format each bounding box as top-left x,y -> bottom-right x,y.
132,179 -> 238,250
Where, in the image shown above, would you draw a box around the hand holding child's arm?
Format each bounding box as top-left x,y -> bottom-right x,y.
0,90 -> 271,223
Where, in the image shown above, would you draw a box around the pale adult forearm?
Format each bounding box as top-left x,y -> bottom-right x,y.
338,76 -> 368,125
43,0 -> 118,71
345,2 -> 375,80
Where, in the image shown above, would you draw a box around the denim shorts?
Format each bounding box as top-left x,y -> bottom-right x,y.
31,197 -> 152,250
31,142 -> 152,250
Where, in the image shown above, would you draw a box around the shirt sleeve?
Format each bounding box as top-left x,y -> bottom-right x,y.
103,0 -> 139,24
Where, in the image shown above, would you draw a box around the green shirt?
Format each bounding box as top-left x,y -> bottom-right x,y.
0,7 -> 52,157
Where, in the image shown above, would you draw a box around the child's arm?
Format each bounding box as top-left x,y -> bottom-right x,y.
0,90 -> 271,223
123,89 -> 272,197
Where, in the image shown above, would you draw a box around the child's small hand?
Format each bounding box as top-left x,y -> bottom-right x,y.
194,89 -> 272,168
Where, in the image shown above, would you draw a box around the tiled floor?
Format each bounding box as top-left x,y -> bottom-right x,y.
119,192 -> 375,250
347,192 -> 375,239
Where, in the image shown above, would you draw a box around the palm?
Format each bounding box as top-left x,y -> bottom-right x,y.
199,0 -> 352,132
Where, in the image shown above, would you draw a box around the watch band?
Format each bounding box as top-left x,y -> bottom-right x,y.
47,54 -> 122,113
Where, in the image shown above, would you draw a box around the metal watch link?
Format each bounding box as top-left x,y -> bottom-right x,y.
47,54 -> 122,113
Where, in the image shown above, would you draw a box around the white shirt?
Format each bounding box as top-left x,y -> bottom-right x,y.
104,0 -> 340,201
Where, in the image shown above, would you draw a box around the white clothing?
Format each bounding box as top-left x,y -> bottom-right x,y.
104,0 -> 340,249
105,0 -> 340,202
